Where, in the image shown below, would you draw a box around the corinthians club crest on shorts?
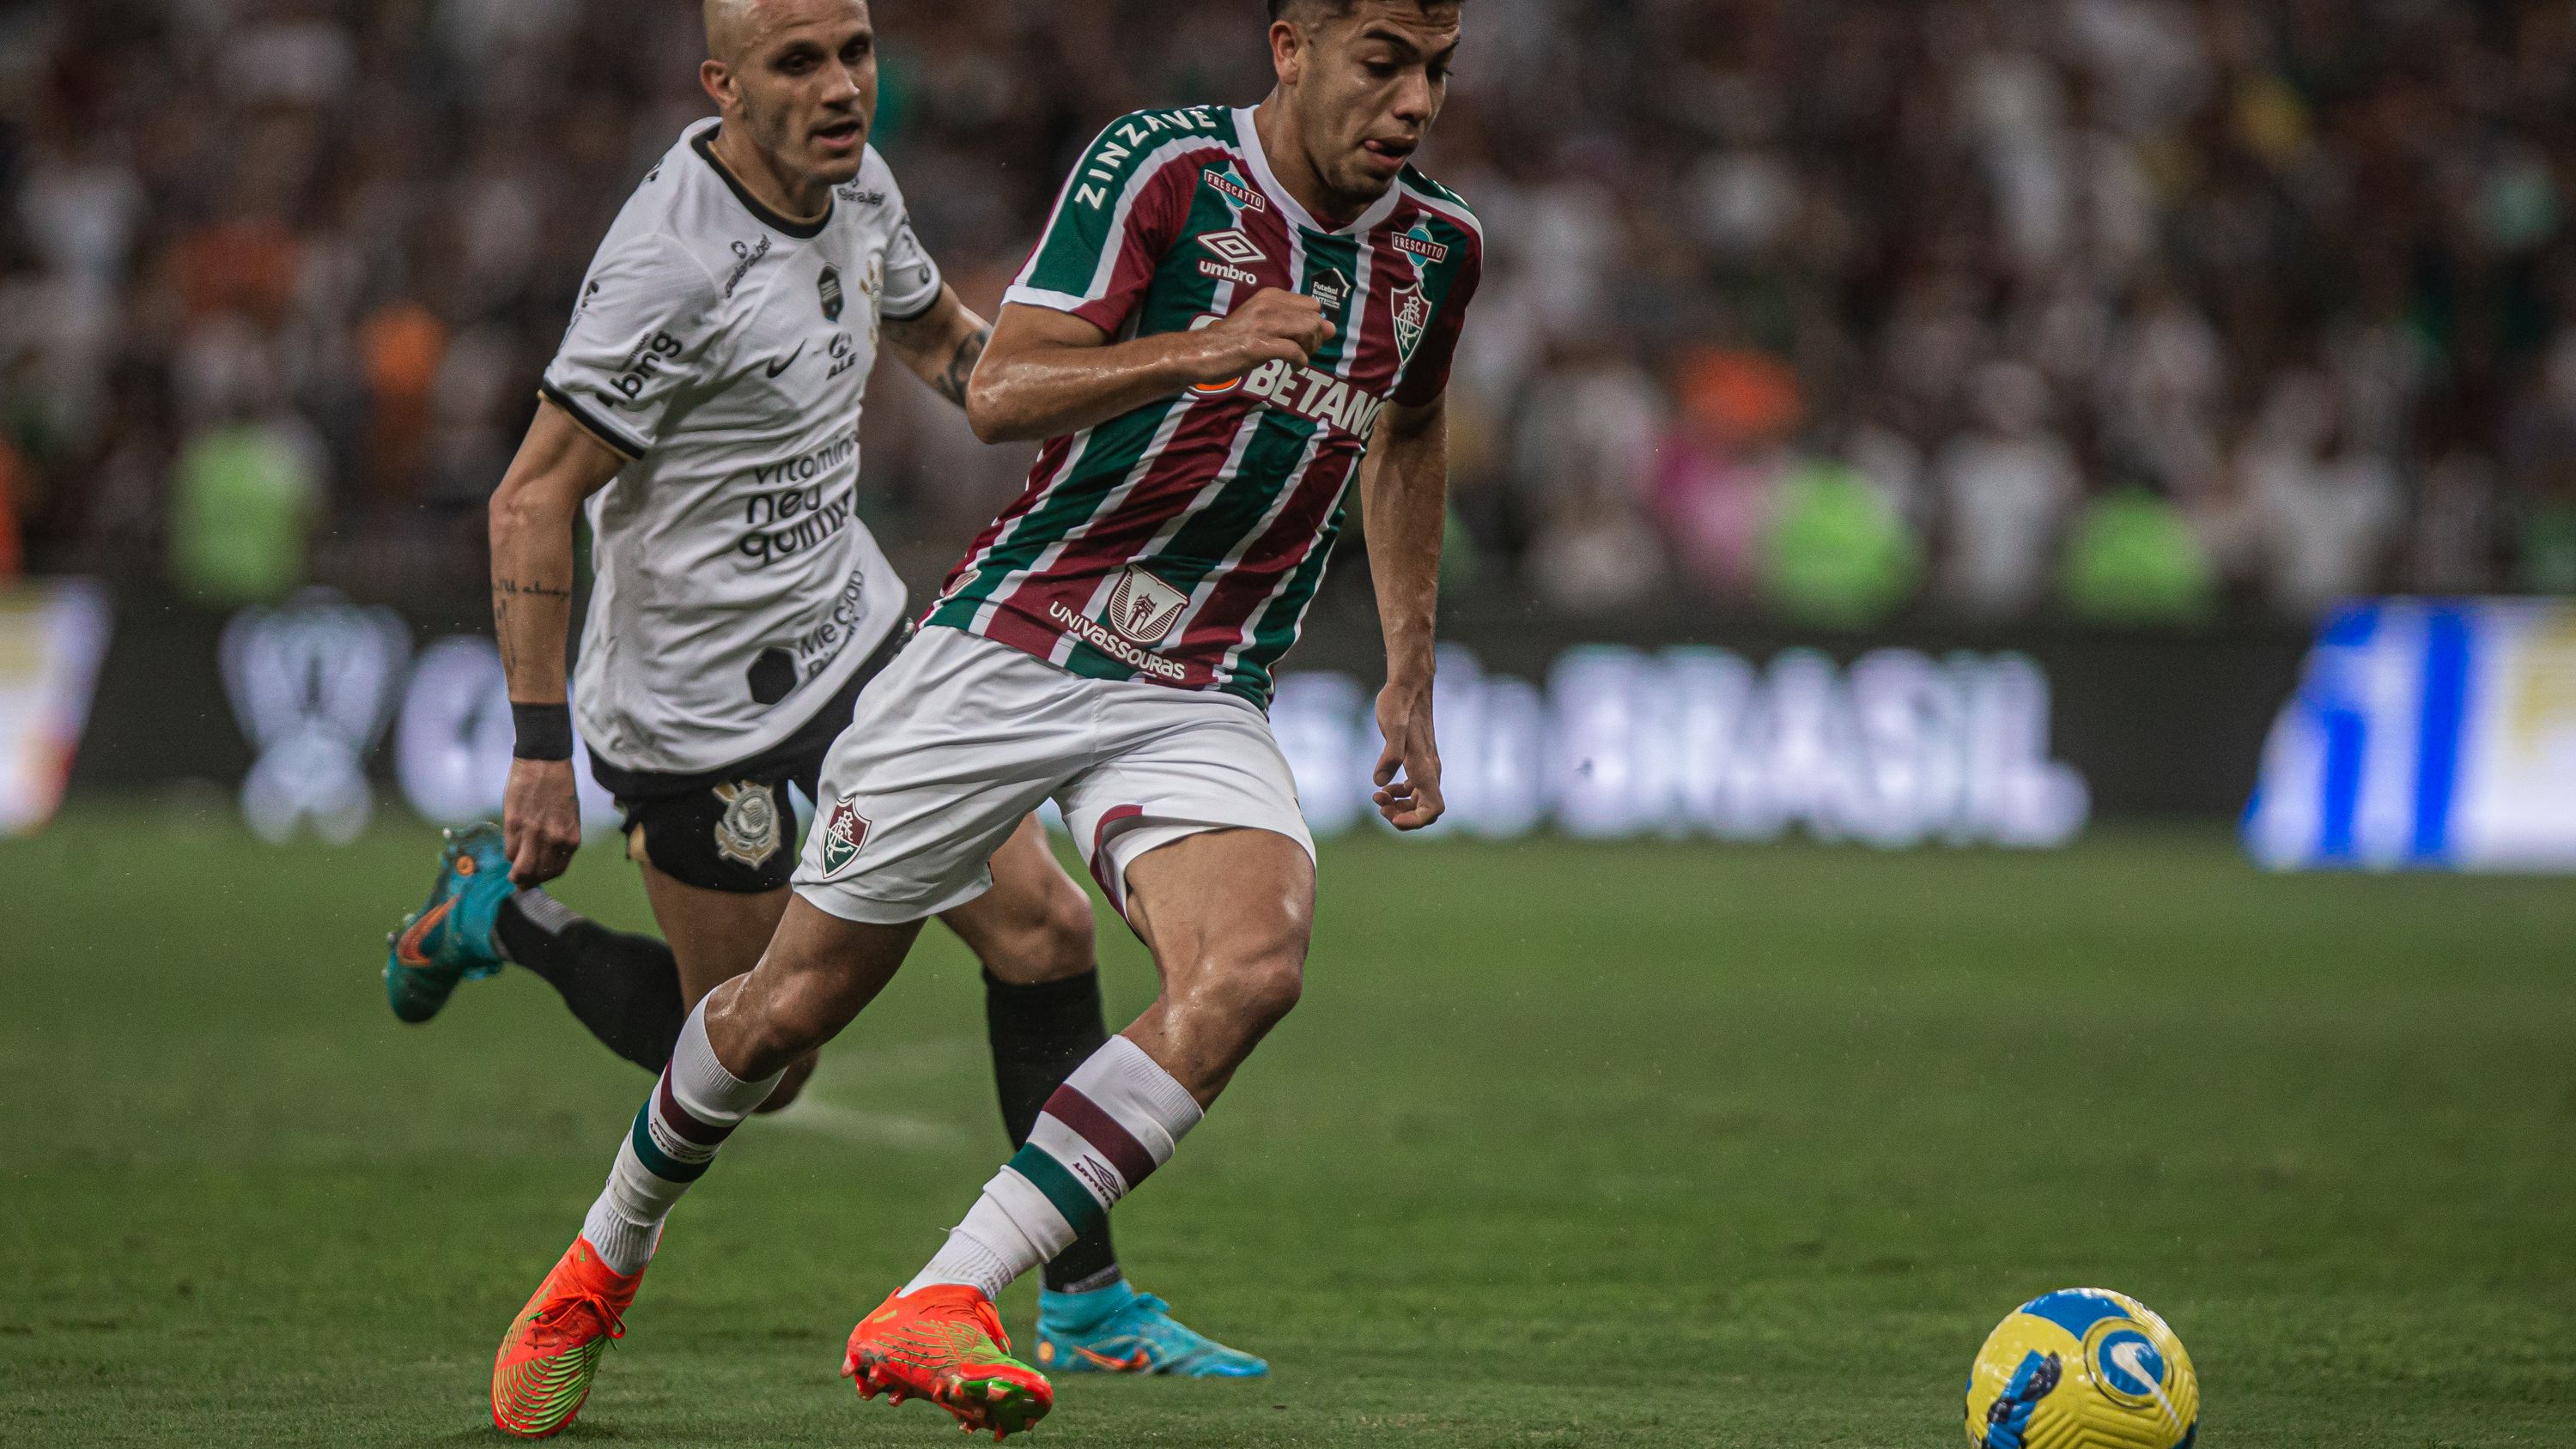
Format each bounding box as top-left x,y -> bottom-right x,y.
818,265 -> 845,322
818,794 -> 872,879
711,781 -> 783,869
1105,565 -> 1189,646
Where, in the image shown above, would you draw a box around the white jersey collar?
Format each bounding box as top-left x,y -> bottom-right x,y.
1232,106 -> 1404,239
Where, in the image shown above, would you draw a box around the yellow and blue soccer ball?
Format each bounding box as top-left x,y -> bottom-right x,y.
1964,1288 -> 2198,1448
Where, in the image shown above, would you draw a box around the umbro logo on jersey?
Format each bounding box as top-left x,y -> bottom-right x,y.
819,265 -> 846,322
1203,169 -> 1267,212
763,343 -> 806,379
1199,229 -> 1268,286
1201,229 -> 1267,267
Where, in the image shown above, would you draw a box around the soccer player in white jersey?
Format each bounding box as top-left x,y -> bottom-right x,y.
370,3 -> 1264,1436
490,0 -> 1480,1439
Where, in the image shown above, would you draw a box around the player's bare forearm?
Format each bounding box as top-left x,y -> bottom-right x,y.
883,287 -> 992,412
1360,395 -> 1450,831
1362,395 -> 1449,689
965,293 -> 1335,444
488,400 -> 626,697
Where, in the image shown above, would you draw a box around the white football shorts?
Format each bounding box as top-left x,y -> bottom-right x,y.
791,624 -> 1315,924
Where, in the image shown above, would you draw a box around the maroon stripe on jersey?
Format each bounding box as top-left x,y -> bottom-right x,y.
981,601 -> 1066,662
1042,1083 -> 1160,1187
1170,448 -> 1364,665
1065,150 -> 1233,335
951,434 -> 1078,589
987,395 -> 1261,624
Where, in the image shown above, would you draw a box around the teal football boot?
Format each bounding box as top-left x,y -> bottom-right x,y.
384,824 -> 513,1023
1034,1282 -> 1269,1378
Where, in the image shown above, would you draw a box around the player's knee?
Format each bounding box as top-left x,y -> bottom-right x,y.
978,874 -> 1098,985
1030,880 -> 1098,980
1209,949 -> 1305,1031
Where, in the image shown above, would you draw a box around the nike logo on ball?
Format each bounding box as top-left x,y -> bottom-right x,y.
764,343 -> 807,379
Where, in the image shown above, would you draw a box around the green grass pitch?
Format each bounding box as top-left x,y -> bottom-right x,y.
3,806 -> 2573,1446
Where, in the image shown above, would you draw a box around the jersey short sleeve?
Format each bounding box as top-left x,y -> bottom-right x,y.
874,165 -> 944,324
1392,242 -> 1480,409
1004,113 -> 1199,334
540,230 -> 723,460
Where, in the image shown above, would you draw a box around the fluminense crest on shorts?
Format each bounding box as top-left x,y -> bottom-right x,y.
819,795 -> 872,879
1105,566 -> 1189,647
711,780 -> 782,868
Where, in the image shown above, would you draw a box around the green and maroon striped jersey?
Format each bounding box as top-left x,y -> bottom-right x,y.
926,105 -> 1483,708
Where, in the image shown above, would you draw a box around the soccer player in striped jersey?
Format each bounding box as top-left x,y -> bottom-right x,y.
495,0 -> 1479,1437
451,3 -> 1261,1440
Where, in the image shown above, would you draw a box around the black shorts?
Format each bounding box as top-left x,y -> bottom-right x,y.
587,622 -> 910,894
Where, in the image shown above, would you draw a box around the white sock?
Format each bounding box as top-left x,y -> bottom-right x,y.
907,1037 -> 1203,1299
580,1003 -> 782,1275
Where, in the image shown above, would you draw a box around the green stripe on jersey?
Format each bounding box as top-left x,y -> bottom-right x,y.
1022,106 -> 1236,301
1147,232 -> 1363,597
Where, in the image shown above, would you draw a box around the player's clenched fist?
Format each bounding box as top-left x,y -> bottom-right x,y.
1185,288 -> 1336,385
502,757 -> 585,885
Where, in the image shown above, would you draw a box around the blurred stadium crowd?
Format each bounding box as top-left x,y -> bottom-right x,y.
2,0 -> 2574,626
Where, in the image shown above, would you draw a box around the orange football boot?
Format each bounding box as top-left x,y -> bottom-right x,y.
490,1238 -> 645,1439
845,1284 -> 1055,1440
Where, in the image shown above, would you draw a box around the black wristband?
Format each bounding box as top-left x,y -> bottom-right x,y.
512,703 -> 576,761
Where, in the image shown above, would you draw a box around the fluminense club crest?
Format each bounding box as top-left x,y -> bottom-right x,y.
1391,282 -> 1429,364
818,794 -> 871,878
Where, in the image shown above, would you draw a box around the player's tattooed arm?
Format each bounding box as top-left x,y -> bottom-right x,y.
884,285 -> 994,415
489,401 -> 626,882
488,402 -> 626,700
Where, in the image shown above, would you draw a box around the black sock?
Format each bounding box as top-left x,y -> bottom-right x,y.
494,889 -> 688,1074
985,967 -> 1124,1294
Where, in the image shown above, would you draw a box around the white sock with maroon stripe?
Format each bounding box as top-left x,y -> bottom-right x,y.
580,1003 -> 783,1275
907,1036 -> 1203,1300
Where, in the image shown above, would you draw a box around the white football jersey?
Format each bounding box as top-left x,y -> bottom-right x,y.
542,118 -> 940,778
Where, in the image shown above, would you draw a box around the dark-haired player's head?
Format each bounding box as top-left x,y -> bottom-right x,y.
701,0 -> 878,189
1265,0 -> 1465,219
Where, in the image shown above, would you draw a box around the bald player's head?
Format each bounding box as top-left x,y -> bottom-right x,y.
703,0 -> 761,64
698,0 -> 877,197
